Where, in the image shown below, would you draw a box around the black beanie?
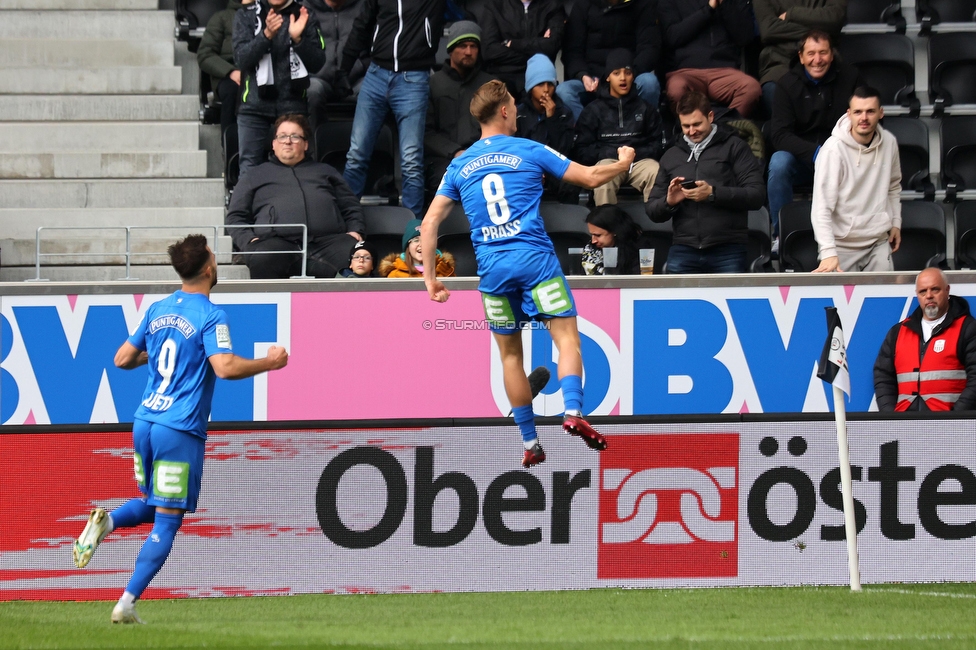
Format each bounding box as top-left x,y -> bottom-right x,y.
604,48 -> 634,81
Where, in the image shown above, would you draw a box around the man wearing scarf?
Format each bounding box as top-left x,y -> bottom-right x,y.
645,91 -> 765,273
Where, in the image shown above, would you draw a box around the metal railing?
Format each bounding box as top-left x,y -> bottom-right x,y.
29,224 -> 312,281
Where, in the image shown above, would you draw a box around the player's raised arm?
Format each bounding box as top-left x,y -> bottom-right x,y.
562,146 -> 636,189
421,194 -> 456,303
209,345 -> 289,380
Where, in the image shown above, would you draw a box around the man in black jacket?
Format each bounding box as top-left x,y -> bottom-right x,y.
338,0 -> 446,218
646,91 -> 765,273
556,0 -> 662,121
874,268 -> 976,411
233,0 -> 326,178
659,0 -> 761,117
424,21 -> 496,199
226,114 -> 365,279
768,30 -> 861,243
574,49 -> 663,204
480,0 -> 565,99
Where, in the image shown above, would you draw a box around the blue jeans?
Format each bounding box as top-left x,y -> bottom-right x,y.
665,243 -> 747,274
767,151 -> 814,237
237,112 -> 275,179
556,73 -> 662,121
344,63 -> 429,218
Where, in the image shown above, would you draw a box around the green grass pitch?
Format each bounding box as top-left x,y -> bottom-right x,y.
2,584 -> 975,649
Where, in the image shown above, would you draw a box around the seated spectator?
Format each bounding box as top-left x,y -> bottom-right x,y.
768,30 -> 862,249
337,240 -> 378,277
556,0 -> 662,121
573,49 -> 663,205
226,114 -> 365,279
874,268 -> 976,411
481,0 -> 565,99
754,0 -> 846,115
425,21 -> 496,201
646,91 -> 765,273
658,0 -> 761,118
306,0 -> 368,132
197,0 -> 246,141
582,205 -> 643,274
232,0 -> 325,178
516,54 -> 577,203
380,219 -> 456,278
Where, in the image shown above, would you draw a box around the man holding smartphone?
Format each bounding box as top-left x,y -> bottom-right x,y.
645,91 -> 765,273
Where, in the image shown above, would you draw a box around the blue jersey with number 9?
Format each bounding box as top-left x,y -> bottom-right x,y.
437,135 -> 571,255
128,291 -> 232,438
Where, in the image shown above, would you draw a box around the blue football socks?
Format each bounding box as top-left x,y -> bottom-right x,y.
109,498 -> 155,531
124,511 -> 183,599
561,375 -> 584,415
513,404 -> 537,448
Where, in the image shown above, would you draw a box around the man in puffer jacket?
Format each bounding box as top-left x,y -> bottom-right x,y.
811,86 -> 902,273
233,0 -> 325,178
573,49 -> 663,205
226,114 -> 365,278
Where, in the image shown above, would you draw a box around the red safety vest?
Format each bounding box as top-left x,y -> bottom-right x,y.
893,317 -> 968,411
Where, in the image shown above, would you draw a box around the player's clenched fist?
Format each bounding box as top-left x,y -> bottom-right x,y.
266,345 -> 289,369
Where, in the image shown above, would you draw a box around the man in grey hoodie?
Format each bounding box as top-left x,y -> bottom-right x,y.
811,86 -> 902,273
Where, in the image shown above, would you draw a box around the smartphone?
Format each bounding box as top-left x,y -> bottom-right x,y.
680,179 -> 699,189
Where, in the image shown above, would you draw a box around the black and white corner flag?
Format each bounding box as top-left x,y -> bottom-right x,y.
817,307 -> 851,397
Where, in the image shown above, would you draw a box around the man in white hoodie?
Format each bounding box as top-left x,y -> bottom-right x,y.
811,86 -> 902,273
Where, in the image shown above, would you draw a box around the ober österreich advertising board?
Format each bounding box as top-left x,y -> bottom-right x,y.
2,419 -> 973,600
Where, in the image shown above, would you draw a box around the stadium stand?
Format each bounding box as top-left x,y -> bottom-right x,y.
892,200 -> 947,270
953,201 -> 976,268
917,0 -> 976,35
941,116 -> 976,203
929,33 -> 976,117
175,0 -> 227,52
540,203 -> 591,275
837,33 -> 919,116
747,207 -> 773,273
315,120 -> 398,205
882,116 -> 934,198
844,0 -> 906,33
779,200 -> 819,273
437,204 -> 478,277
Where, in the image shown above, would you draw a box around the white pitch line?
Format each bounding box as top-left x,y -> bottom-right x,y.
873,588 -> 976,600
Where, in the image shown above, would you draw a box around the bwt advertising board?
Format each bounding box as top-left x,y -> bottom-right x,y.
2,421 -> 974,600
2,284 -> 974,424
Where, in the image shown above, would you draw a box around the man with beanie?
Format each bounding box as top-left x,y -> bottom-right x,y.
658,0 -> 761,118
338,240 -> 378,277
646,91 -> 766,273
516,54 -> 577,202
425,21 -> 497,201
811,86 -> 902,273
557,0 -> 662,121
574,49 -> 663,205
481,0 -> 566,99
338,0 -> 446,218
232,0 -> 326,178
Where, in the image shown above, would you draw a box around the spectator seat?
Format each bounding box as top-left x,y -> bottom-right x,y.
747,207 -> 773,273
437,205 -> 478,277
175,0 -> 226,52
541,204 -> 591,274
223,123 -> 239,195
882,116 -> 934,198
315,120 -> 398,203
837,34 -> 919,116
363,206 -> 415,264
953,201 -> 976,268
941,116 -> 976,202
929,33 -> 976,118
917,0 -> 976,35
845,0 -> 906,33
892,201 -> 947,270
779,200 -> 819,272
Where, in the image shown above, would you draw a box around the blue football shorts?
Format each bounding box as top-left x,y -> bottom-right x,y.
477,248 -> 577,334
131,419 -> 206,512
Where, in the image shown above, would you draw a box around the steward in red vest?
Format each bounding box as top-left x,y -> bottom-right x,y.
874,270 -> 976,411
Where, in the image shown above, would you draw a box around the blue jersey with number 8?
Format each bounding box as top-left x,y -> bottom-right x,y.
128,291 -> 232,437
437,135 -> 571,254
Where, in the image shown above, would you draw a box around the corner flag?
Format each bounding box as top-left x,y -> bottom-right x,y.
817,307 -> 851,397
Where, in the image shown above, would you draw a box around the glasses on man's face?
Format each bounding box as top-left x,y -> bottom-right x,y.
275,134 -> 305,143
352,255 -> 372,262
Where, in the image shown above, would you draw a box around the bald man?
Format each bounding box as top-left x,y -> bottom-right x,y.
874,268 -> 976,411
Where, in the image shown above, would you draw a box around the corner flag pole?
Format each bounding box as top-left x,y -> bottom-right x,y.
817,307 -> 861,592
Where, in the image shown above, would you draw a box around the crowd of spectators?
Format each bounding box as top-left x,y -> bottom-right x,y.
198,0 -> 913,279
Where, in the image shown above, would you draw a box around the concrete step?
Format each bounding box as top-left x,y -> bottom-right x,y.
0,95 -> 198,121
0,67 -> 182,94
0,39 -> 173,68
0,179 -> 225,208
0,122 -> 199,153
0,11 -> 173,39
2,234 -> 237,266
0,207 -> 226,239
0,0 -> 157,9
1,263 -> 250,283
0,151 -> 208,179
